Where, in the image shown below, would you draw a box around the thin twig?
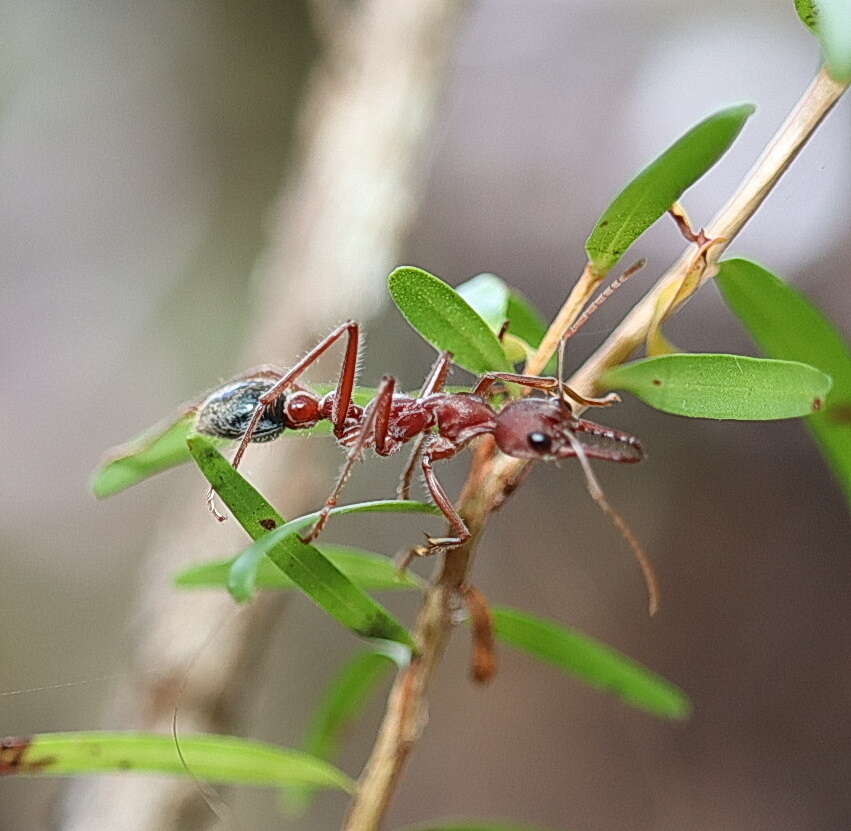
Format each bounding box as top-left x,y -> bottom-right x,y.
343,66 -> 848,831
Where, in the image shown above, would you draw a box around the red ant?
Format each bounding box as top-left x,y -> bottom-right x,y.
191,261 -> 659,613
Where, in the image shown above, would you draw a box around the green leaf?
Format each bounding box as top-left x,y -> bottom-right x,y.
176,544 -> 424,592
601,353 -> 832,420
226,501 -> 437,609
91,387 -> 377,497
717,258 -> 851,502
585,104 -> 755,275
188,436 -> 424,646
491,606 -> 691,720
388,266 -> 511,373
91,412 -> 222,498
505,292 -> 548,348
284,651 -> 396,815
0,731 -> 354,792
456,273 -> 511,332
797,0 -> 851,81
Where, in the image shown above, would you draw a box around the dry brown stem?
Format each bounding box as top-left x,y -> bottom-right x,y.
343,66 -> 848,831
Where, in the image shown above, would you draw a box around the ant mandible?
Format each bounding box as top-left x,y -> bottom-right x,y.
191,261 -> 659,613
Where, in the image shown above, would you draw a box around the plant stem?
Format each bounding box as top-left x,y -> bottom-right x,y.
342,66 -> 848,831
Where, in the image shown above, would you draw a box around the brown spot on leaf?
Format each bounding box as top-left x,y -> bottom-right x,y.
259,518 -> 277,531
812,397 -> 823,411
599,219 -> 609,227
0,736 -> 53,775
827,402 -> 851,424
652,379 -> 663,386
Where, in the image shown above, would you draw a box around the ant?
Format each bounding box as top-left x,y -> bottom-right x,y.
190,260 -> 659,613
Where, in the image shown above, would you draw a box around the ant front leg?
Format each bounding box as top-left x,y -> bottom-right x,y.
473,372 -> 618,408
302,375 -> 396,544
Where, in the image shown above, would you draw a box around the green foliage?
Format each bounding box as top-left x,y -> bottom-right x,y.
492,607 -> 691,720
795,0 -> 851,81
91,387 -> 377,497
795,0 -> 819,29
91,412 -> 218,498
601,353 -> 832,420
455,273 -> 556,370
388,266 -> 511,373
504,290 -> 548,348
284,651 -> 396,814
0,732 -> 354,792
456,273 -> 511,331
717,258 -> 851,502
188,436 -> 422,646
585,104 -> 755,275
225,500 -> 435,608
175,544 -> 423,592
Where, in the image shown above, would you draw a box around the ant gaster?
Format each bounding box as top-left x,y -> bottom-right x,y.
191,260 -> 659,613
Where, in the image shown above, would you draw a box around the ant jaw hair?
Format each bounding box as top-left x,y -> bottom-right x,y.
562,429 -> 660,617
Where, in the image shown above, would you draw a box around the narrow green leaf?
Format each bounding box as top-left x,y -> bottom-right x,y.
601,353 -> 832,420
585,104 -> 755,275
188,436 -> 424,646
284,651 -> 396,815
388,266 -> 511,373
91,413 -> 220,498
491,606 -> 691,720
797,0 -> 851,81
91,387 -> 377,497
0,731 -> 354,792
226,500 -> 435,608
717,258 -> 851,502
176,544 -> 424,592
456,273 -> 511,332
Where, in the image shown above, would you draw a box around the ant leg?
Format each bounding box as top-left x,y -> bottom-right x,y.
228,321 -> 359,473
420,443 -> 470,552
473,372 -> 560,398
560,384 -> 620,409
206,322 -> 359,522
474,372 -> 618,409
302,375 -> 396,544
397,351 -> 453,499
395,437 -> 468,570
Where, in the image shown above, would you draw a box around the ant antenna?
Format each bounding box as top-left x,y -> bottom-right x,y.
172,607 -> 245,828
562,258 -> 647,347
563,429 -> 660,616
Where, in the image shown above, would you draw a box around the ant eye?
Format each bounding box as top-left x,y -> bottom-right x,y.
527,431 -> 552,452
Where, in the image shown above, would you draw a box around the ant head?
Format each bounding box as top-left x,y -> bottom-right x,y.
492,398 -> 579,460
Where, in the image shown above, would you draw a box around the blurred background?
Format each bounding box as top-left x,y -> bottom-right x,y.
2,1 -> 849,830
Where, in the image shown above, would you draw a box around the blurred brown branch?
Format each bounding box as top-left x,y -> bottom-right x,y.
58,1 -> 466,829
